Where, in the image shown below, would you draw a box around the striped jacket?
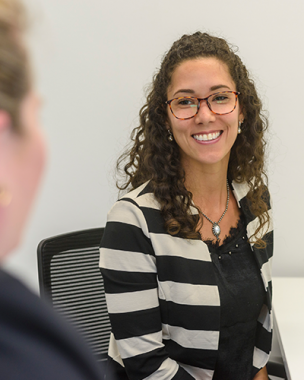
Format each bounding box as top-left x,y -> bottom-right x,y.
99,180 -> 273,380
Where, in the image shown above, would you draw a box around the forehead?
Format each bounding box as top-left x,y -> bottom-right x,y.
167,57 -> 236,97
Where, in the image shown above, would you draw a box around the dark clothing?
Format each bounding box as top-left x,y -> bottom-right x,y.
206,218 -> 266,380
0,269 -> 106,380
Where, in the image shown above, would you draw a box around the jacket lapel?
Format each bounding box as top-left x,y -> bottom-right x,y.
231,181 -> 273,306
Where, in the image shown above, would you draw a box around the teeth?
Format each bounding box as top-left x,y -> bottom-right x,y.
193,132 -> 221,141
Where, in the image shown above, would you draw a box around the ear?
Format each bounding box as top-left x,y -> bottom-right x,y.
238,110 -> 244,123
238,103 -> 245,122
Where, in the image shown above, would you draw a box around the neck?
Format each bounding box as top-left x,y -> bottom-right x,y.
182,161 -> 229,215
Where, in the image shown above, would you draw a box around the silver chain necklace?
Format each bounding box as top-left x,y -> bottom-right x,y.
199,180 -> 230,241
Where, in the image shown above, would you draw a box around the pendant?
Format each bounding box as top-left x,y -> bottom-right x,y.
212,223 -> 221,240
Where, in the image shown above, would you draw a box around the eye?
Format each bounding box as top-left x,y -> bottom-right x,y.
176,98 -> 197,107
212,95 -> 229,103
210,92 -> 234,105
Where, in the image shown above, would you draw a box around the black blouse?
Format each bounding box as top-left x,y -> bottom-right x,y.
205,216 -> 266,380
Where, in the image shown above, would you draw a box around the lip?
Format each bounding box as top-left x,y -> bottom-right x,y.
192,130 -> 223,145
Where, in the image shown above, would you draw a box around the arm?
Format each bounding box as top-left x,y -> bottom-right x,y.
253,366 -> 268,380
100,199 -> 194,380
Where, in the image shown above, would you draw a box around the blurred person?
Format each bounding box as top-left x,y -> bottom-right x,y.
100,32 -> 273,380
0,1 -> 108,379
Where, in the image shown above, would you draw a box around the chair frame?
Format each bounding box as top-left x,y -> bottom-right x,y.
37,227 -> 110,363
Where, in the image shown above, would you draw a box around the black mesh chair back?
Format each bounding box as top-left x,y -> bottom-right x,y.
37,227 -> 110,363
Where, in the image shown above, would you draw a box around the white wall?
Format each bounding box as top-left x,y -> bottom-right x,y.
4,0 -> 304,291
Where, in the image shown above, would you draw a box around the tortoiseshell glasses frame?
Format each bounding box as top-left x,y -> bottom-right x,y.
165,91 -> 241,120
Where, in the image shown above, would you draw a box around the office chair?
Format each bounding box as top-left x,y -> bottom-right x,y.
37,227 -> 110,363
37,227 -> 287,379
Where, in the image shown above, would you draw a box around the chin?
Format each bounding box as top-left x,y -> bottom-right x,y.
198,155 -> 229,167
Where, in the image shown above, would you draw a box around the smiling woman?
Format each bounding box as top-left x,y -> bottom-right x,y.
100,32 -> 273,380
166,58 -> 243,185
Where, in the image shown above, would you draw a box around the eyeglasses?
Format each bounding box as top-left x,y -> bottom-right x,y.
166,91 -> 240,120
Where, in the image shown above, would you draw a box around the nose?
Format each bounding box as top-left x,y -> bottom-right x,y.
194,100 -> 216,124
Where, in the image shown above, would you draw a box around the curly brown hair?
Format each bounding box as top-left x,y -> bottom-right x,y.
117,32 -> 269,246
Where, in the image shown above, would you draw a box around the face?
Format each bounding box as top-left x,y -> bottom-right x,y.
167,57 -> 243,174
0,91 -> 46,260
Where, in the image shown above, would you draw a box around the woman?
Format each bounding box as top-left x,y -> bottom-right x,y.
100,32 -> 273,380
0,1 -> 107,379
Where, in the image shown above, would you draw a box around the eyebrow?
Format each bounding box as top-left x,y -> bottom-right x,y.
172,84 -> 231,97
210,84 -> 231,91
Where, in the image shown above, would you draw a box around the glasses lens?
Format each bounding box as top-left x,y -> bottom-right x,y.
209,92 -> 236,114
171,97 -> 199,119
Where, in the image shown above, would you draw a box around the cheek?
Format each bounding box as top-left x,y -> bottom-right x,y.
225,115 -> 239,133
226,120 -> 239,150
17,127 -> 46,210
0,130 -> 46,258
27,129 -> 46,192
168,114 -> 189,135
166,111 -> 175,129
21,94 -> 47,192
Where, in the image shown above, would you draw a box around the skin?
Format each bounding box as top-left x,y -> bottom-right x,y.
254,366 -> 268,380
167,58 -> 242,173
167,57 -> 243,241
0,91 -> 46,261
167,57 -> 268,379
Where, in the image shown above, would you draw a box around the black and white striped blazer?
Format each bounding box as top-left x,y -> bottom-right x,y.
99,180 -> 273,380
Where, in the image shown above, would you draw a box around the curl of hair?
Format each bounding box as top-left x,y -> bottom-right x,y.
117,32 -> 269,248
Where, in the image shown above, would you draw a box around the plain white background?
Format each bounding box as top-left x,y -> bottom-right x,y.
4,0 -> 304,291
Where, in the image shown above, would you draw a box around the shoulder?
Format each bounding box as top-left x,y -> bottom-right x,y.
0,269 -> 42,315
107,181 -> 161,229
0,270 -> 105,380
120,180 -> 159,208
0,269 -> 71,330
231,180 -> 271,210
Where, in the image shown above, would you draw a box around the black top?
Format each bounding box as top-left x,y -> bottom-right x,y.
0,269 -> 109,380
205,217 -> 266,380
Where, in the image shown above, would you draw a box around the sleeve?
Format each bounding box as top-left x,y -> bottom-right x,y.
99,199 -> 194,380
252,188 -> 273,375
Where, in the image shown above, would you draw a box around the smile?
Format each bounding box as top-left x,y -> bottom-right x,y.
192,131 -> 222,142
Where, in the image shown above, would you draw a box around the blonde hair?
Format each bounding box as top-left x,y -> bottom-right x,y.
0,0 -> 30,133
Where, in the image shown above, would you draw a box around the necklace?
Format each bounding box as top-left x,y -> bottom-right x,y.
199,180 -> 230,241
